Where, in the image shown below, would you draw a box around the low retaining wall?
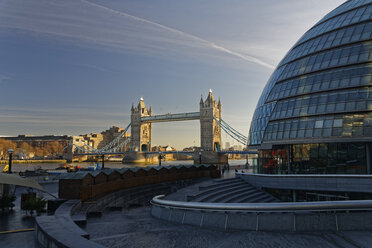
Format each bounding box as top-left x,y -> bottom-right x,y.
237,173 -> 372,193
35,200 -> 104,248
151,196 -> 372,232
36,180 -> 200,248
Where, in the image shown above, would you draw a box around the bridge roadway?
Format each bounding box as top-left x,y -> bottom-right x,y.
141,112 -> 200,123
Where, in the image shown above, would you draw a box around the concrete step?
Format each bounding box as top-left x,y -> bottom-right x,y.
203,186 -> 251,203
260,197 -> 279,203
194,184 -> 250,202
249,194 -> 273,203
213,177 -> 241,183
71,213 -> 87,226
188,182 -> 247,201
212,188 -> 257,203
199,180 -> 248,192
224,189 -> 261,203
71,202 -> 94,222
322,233 -> 360,248
235,191 -> 266,203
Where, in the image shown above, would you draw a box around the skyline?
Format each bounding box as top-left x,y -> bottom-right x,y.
0,0 -> 345,149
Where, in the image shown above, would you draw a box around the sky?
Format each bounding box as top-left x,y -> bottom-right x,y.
0,0 -> 345,149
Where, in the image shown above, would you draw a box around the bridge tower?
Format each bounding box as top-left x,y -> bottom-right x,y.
200,90 -> 222,151
130,97 -> 152,152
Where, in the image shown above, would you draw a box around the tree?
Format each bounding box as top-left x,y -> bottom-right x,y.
0,138 -> 16,160
0,194 -> 16,213
34,147 -> 45,158
19,142 -> 34,159
44,141 -> 64,157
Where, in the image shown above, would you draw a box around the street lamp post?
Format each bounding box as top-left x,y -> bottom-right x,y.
8,149 -> 14,174
101,154 -> 105,170
158,152 -> 162,166
199,151 -> 202,164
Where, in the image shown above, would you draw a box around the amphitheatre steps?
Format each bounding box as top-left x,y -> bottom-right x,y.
187,177 -> 279,203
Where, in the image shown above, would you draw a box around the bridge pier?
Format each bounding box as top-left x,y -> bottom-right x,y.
194,151 -> 227,165
122,151 -> 156,164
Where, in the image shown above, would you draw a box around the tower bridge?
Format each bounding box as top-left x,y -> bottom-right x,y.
126,90 -> 223,163
73,90 -> 251,164
130,90 -> 221,153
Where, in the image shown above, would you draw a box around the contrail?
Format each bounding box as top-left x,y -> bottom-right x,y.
79,0 -> 275,69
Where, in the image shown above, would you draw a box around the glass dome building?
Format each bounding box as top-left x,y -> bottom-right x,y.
248,0 -> 372,174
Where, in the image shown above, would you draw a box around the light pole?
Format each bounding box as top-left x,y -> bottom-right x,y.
158,152 -> 162,166
101,154 -> 105,170
8,149 -> 14,174
199,151 -> 202,164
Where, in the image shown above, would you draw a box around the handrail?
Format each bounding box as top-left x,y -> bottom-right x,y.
237,172 -> 372,178
151,195 -> 372,213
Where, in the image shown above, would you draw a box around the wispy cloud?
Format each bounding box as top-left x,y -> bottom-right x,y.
79,0 -> 275,69
0,0 -> 274,69
0,74 -> 12,84
0,104 -> 130,134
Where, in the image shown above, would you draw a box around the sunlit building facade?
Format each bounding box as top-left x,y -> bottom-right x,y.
248,0 -> 372,174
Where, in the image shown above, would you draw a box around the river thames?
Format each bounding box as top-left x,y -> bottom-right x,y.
0,159 -> 252,173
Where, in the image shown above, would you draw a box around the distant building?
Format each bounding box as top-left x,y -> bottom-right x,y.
152,145 -> 176,160
4,126 -> 130,161
224,142 -> 230,150
5,135 -> 71,159
233,145 -> 243,151
73,126 -> 130,151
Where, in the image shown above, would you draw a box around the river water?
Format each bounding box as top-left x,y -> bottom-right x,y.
0,159 -> 252,173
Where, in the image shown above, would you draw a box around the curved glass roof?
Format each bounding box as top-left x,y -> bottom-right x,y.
248,0 -> 372,146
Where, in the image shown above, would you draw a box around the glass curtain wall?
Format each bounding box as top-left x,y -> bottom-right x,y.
258,143 -> 367,174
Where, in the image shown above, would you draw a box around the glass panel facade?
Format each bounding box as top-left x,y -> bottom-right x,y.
248,67 -> 285,145
258,143 -> 367,174
269,87 -> 371,121
279,21 -> 372,67
277,41 -> 372,82
312,0 -> 372,30
264,113 -> 370,141
248,0 -> 372,148
295,3 -> 372,45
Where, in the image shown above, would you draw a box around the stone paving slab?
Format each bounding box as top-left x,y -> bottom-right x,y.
82,206 -> 372,248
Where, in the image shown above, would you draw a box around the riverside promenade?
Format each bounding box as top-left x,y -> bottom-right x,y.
84,205 -> 372,248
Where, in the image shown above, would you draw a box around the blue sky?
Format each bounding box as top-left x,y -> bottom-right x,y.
0,0 -> 344,149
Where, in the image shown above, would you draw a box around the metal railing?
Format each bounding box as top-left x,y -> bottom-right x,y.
219,150 -> 258,155
151,195 -> 372,213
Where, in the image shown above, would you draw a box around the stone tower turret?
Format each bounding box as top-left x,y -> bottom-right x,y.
200,89 -> 222,151
130,97 -> 152,152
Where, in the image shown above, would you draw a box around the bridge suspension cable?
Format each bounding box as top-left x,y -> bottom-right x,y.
73,143 -> 97,154
73,123 -> 131,154
213,117 -> 247,146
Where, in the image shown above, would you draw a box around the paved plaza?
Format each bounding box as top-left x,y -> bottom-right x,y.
84,206 -> 372,248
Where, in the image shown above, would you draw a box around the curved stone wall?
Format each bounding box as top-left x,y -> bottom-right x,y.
151,195 -> 372,232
